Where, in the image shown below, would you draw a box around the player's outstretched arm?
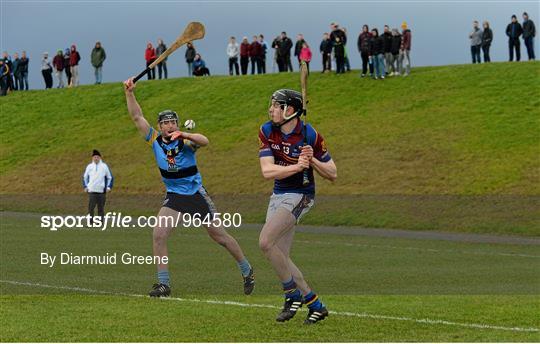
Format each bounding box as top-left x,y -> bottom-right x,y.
123,77 -> 151,138
260,156 -> 309,180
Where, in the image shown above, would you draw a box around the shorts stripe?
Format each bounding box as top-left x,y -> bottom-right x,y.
291,194 -> 313,220
198,186 -> 217,215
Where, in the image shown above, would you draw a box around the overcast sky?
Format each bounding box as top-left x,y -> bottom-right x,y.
1,0 -> 539,89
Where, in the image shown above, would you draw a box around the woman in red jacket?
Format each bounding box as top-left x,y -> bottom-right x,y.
145,42 -> 157,80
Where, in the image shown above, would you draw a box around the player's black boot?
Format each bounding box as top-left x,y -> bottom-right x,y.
243,268 -> 255,295
148,283 -> 171,297
304,306 -> 329,324
276,297 -> 303,322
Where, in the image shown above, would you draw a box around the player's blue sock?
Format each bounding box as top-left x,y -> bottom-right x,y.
157,269 -> 170,286
282,278 -> 301,300
237,258 -> 252,277
304,291 -> 324,310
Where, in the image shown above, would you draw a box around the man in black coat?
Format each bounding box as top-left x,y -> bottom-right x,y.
281,32 -> 293,72
506,15 -> 523,61
382,25 -> 393,75
320,33 -> 333,73
522,12 -> 536,60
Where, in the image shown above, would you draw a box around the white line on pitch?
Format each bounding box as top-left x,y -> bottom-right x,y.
1,280 -> 538,333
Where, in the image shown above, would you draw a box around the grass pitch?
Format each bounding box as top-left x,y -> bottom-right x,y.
1,213 -> 538,342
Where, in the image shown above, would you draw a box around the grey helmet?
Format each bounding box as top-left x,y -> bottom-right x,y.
157,110 -> 179,123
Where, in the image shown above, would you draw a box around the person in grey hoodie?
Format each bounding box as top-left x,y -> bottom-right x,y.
522,12 -> 536,60
227,36 -> 240,75
469,21 -> 483,64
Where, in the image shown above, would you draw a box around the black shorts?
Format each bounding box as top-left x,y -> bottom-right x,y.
161,187 -> 216,217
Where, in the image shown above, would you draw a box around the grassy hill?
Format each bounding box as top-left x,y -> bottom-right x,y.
1,62 -> 539,234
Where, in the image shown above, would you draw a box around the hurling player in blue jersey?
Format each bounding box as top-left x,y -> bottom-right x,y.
124,77 -> 255,297
258,89 -> 337,324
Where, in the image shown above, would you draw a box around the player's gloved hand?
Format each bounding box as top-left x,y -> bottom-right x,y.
300,145 -> 313,161
170,131 -> 185,141
106,188 -> 111,193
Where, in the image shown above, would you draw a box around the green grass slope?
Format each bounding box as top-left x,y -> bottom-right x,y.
1,62 -> 539,233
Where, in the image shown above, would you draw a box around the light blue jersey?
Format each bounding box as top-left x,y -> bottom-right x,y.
145,127 -> 202,195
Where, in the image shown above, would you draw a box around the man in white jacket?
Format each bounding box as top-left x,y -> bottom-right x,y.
82,149 -> 113,220
227,36 -> 240,76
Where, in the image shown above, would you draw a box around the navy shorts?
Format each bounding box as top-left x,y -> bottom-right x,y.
162,186 -> 216,217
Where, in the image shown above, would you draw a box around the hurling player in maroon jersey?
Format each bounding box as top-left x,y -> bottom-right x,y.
258,89 -> 337,324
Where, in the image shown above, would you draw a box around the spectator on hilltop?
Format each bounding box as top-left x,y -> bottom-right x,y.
18,51 -> 29,90
330,22 -> 347,46
370,28 -> 385,79
271,35 -> 280,72
227,36 -> 240,76
0,59 -> 9,96
249,35 -> 262,74
343,27 -> 351,72
63,48 -> 71,87
299,41 -> 312,73
522,12 -> 536,60
192,53 -> 210,76
69,45 -> 81,87
482,21 -> 493,63
382,25 -> 393,74
156,38 -> 168,79
398,21 -> 412,76
390,28 -> 402,75
470,21 -> 483,64
12,53 -> 20,90
358,25 -> 373,77
52,50 -> 65,88
185,42 -> 196,77
91,41 -> 106,84
294,33 -> 305,67
145,42 -> 157,80
240,37 -> 250,75
334,36 -> 345,74
320,32 -> 333,73
2,52 -> 14,91
41,52 -> 53,89
278,32 -> 293,72
258,34 -> 268,74
506,15 -> 523,61
330,22 -> 348,73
